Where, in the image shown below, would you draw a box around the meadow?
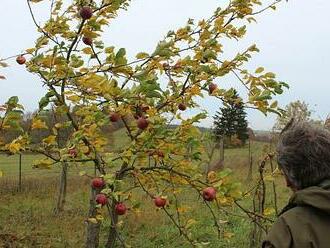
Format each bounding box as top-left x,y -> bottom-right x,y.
0,129 -> 291,248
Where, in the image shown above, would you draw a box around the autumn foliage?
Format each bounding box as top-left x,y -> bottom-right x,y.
0,0 -> 288,247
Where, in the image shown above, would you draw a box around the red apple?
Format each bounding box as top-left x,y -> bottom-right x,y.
137,117 -> 149,130
110,112 -> 120,122
202,187 -> 217,201
16,55 -> 26,65
154,196 -> 166,208
82,36 -> 93,46
96,194 -> 108,206
79,6 -> 93,20
115,202 -> 127,215
68,148 -> 78,158
91,178 -> 105,189
178,103 -> 187,111
209,83 -> 217,94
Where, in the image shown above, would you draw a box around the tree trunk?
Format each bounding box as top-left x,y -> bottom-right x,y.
54,162 -> 68,214
219,137 -> 225,166
105,202 -> 119,248
86,188 -> 101,248
105,164 -> 127,247
247,138 -> 253,181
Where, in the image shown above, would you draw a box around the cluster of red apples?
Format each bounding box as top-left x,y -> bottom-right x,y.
90,177 -> 217,216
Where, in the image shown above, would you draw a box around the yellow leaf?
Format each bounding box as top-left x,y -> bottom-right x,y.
224,232 -> 234,239
136,52 -> 149,59
116,220 -> 124,228
264,207 -> 275,216
217,196 -> 230,206
272,167 -> 283,176
32,119 -> 47,130
26,48 -> 36,54
229,189 -> 242,199
213,179 -> 223,188
146,108 -> 157,117
255,67 -> 264,74
67,95 -> 81,102
32,159 -> 53,169
42,135 -> 56,145
185,219 -> 197,229
54,123 -> 62,129
264,175 -> 275,182
82,47 -> 93,55
0,170 -> 3,177
79,171 -> 87,176
7,142 -> 22,153
207,171 -> 217,183
265,72 -> 276,78
219,220 -> 229,224
87,218 -> 98,224
96,214 -> 104,221
189,85 -> 201,95
177,206 -> 190,213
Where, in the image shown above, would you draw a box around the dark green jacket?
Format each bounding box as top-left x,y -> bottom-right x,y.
262,180 -> 330,248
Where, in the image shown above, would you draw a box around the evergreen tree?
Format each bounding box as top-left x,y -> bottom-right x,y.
213,90 -> 249,145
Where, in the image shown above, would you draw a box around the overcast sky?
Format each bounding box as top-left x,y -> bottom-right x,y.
1,0 -> 329,130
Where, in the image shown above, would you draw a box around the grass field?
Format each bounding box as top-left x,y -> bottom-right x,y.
0,129 -> 291,247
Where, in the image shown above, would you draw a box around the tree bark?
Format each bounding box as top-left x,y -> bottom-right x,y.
54,162 -> 68,214
105,202 -> 119,248
247,138 -> 253,181
86,188 -> 101,248
219,137 -> 225,166
105,164 -> 127,247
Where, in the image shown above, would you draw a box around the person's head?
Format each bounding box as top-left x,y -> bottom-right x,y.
277,121 -> 330,191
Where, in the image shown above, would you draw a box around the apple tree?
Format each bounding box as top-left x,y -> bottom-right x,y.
1,0 -> 289,247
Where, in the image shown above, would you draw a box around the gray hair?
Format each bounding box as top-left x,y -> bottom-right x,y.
277,122 -> 330,189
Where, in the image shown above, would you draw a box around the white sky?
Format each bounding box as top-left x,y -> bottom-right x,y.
1,0 -> 329,130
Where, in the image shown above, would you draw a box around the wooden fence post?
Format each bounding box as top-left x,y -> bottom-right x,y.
18,153 -> 22,192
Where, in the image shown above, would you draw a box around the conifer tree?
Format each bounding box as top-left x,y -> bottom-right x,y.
213,90 -> 249,146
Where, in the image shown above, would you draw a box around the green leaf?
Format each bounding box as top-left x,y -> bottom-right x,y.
39,96 -> 50,110
280,81 -> 290,89
152,41 -> 175,58
46,90 -> 56,98
255,67 -> 264,74
136,52 -> 149,59
115,48 -> 126,60
114,48 -> 127,66
270,101 -> 278,109
6,96 -> 19,106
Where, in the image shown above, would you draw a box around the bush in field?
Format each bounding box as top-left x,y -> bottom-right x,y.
0,0 -> 288,247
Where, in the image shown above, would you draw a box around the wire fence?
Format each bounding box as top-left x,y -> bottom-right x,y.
0,152 -> 94,194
